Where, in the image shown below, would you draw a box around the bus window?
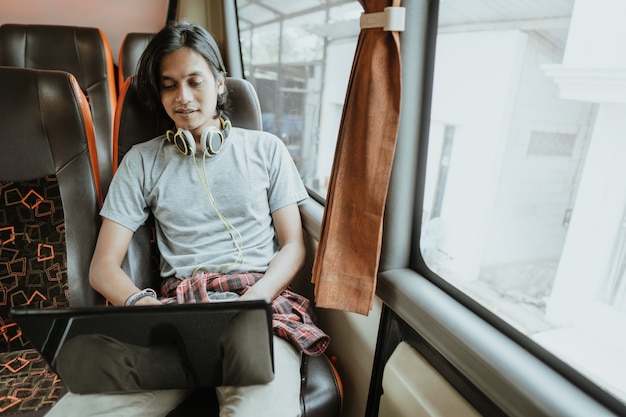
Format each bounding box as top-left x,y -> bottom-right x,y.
420,0 -> 626,404
235,0 -> 362,199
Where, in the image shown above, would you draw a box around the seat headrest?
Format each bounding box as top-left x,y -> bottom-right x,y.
224,77 -> 263,131
0,67 -> 99,187
0,24 -> 112,91
118,32 -> 154,90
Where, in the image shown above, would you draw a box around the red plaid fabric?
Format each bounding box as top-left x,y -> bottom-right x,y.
160,273 -> 330,356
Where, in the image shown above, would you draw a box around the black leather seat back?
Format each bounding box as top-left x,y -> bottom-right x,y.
0,66 -> 103,307
0,66 -> 102,415
0,23 -> 117,194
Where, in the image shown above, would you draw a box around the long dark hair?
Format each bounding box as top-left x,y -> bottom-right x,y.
136,21 -> 229,119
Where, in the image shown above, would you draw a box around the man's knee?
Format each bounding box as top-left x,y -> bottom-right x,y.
55,334 -> 142,393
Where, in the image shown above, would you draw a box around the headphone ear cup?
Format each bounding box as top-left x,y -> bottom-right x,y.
166,128 -> 195,156
201,126 -> 225,156
176,130 -> 196,156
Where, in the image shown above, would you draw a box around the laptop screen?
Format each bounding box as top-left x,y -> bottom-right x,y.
10,300 -> 274,394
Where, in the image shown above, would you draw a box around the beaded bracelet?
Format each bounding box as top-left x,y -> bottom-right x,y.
125,288 -> 157,306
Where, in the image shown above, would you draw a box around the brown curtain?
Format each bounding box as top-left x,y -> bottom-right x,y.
312,0 -> 402,315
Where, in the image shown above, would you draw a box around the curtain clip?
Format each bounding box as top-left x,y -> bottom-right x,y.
360,6 -> 406,32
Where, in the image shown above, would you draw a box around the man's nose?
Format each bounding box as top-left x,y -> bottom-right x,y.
176,85 -> 192,102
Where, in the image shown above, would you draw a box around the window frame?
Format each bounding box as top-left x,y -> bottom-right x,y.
375,0 -> 626,416
227,0 -> 626,414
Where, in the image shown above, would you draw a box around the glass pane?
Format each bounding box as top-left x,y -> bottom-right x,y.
421,0 -> 626,404
237,0 -> 362,197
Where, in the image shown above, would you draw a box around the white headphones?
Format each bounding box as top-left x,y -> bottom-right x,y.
166,116 -> 232,156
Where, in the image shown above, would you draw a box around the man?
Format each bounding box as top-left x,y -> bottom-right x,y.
47,21 -> 328,417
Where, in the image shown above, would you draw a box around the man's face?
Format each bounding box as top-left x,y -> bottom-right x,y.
159,47 -> 225,142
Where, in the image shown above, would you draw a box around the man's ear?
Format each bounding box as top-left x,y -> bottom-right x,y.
217,77 -> 226,94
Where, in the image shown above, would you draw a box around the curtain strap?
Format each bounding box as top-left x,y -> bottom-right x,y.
360,6 -> 406,31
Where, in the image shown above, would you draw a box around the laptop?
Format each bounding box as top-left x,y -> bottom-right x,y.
10,300 -> 274,394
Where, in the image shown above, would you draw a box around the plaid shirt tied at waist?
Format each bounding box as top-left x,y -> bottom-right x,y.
159,272 -> 330,356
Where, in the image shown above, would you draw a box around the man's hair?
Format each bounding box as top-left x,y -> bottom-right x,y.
136,21 -> 229,119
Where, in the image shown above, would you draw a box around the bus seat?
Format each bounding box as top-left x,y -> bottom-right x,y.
114,76 -> 342,417
117,32 -> 154,93
0,67 -> 103,416
0,23 -> 117,195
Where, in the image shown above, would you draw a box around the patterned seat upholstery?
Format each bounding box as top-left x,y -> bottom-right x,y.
0,67 -> 102,415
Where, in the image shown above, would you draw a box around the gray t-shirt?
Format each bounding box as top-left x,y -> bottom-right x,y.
101,127 -> 308,278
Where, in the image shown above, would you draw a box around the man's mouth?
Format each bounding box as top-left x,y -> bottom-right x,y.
175,108 -> 197,115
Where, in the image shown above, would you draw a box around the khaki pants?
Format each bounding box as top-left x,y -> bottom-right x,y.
45,337 -> 302,417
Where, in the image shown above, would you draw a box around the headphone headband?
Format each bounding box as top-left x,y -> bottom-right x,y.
166,116 -> 232,156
